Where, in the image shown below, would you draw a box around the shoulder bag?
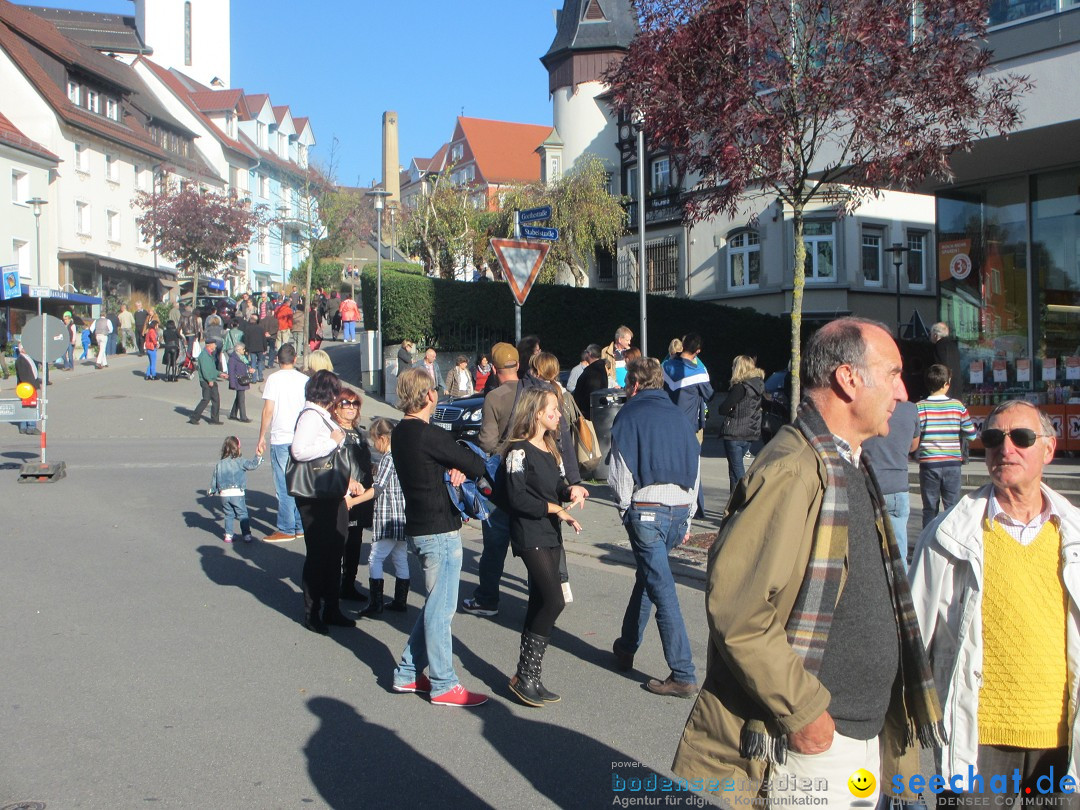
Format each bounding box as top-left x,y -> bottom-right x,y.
564,390 -> 601,474
285,410 -> 352,499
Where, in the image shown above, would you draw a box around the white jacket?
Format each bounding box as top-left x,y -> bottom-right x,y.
909,483 -> 1080,784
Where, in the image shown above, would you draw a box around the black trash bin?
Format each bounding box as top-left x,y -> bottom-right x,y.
590,387 -> 627,480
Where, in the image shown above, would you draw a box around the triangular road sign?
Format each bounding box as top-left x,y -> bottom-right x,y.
490,238 -> 551,306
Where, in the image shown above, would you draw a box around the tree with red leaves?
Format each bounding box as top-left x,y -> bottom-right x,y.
607,0 -> 1030,413
134,178 -> 267,308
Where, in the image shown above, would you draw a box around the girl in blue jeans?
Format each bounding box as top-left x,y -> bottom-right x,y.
208,436 -> 263,543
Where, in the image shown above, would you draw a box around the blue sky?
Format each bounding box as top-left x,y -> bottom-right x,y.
15,0 -> 561,186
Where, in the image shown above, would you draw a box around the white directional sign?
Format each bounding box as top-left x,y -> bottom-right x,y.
490,238 -> 551,307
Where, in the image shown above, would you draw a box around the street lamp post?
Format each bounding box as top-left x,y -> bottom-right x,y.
884,242 -> 910,339
26,197 -> 48,318
633,114 -> 648,356
366,189 -> 392,396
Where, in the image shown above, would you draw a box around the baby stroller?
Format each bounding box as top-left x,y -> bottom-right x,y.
176,347 -> 195,380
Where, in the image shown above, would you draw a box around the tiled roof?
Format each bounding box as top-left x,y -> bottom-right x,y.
272,105 -> 291,126
189,88 -> 243,114
22,6 -> 148,54
138,57 -> 255,163
541,0 -> 638,66
0,1 -> 187,165
292,116 -> 309,133
0,109 -> 59,161
455,117 -> 550,185
237,130 -> 312,182
240,94 -> 269,121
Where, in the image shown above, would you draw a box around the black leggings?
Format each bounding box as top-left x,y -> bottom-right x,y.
519,545 -> 565,637
296,497 -> 348,608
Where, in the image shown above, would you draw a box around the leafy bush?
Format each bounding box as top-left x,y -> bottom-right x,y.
360,268 -> 790,383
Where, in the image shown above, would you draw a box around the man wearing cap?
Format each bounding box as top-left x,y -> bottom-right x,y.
462,342 -> 521,617
189,335 -> 223,425
61,312 -> 77,371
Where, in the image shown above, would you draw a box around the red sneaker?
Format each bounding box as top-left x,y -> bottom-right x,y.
392,673 -> 432,693
430,685 -> 488,707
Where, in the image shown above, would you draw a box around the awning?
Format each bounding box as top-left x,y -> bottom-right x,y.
1,283 -> 102,308
59,251 -> 177,281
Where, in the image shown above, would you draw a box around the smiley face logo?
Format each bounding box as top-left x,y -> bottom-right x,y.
848,769 -> 876,798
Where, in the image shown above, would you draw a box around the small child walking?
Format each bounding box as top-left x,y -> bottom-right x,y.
208,436 -> 263,543
916,363 -> 977,527
354,418 -> 410,616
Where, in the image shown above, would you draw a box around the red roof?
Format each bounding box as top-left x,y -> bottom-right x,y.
272,105 -> 291,126
189,88 -> 243,114
137,58 -> 255,163
240,93 -> 269,121
454,117 -> 549,185
0,109 -> 59,161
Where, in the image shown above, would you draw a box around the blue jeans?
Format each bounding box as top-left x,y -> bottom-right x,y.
723,439 -> 751,492
471,505 -> 511,608
63,344 -> 74,370
618,504 -> 696,684
146,349 -> 157,378
343,321 -> 356,341
271,443 -> 302,534
919,464 -> 962,528
107,332 -> 117,355
394,531 -> 463,696
221,495 -> 249,536
250,351 -> 265,382
882,491 -> 911,570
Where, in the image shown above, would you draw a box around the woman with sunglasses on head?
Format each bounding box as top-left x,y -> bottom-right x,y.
497,387 -> 589,707
332,389 -> 375,605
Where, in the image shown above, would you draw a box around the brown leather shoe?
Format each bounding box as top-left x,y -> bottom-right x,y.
612,640 -> 634,672
646,674 -> 697,698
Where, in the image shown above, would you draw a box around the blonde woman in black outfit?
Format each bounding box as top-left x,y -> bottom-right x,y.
498,388 -> 589,707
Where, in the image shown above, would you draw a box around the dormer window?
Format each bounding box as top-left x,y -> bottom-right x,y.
298,143 -> 308,168
106,98 -> 120,121
86,90 -> 99,114
67,80 -> 81,105
451,143 -> 463,162
257,121 -> 267,149
225,112 -> 237,138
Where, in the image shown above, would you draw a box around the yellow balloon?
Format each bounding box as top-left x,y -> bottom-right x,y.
16,382 -> 35,400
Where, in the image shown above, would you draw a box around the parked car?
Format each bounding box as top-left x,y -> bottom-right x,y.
179,294 -> 237,322
431,394 -> 485,443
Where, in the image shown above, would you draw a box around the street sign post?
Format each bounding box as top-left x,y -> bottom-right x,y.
520,225 -> 559,241
491,238 -> 551,343
17,313 -> 67,483
518,205 -> 552,224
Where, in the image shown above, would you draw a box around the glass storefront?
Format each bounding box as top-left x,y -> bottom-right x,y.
937,167 -> 1080,402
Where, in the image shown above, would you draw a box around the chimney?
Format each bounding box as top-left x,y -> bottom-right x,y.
382,111 -> 400,207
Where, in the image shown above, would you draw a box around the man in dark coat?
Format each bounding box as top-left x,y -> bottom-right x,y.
573,344 -> 608,420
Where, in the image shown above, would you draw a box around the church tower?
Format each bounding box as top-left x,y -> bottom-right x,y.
540,0 -> 637,177
135,0 -> 230,87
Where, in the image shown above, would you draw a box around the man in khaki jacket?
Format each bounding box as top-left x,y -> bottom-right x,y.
672,317 -> 943,806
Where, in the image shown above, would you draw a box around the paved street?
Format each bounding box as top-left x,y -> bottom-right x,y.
0,346 -> 721,810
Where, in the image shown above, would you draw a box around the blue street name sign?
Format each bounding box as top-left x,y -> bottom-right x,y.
518,205 -> 552,224
520,225 -> 559,241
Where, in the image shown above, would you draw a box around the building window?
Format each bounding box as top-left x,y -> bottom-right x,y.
225,112 -> 236,139
257,121 -> 267,149
106,97 -> 120,121
258,225 -> 269,263
451,143 -> 463,162
298,143 -> 308,168
12,239 -> 30,279
184,1 -> 192,66
861,227 -> 883,286
549,157 -> 560,182
651,157 -> 671,193
75,201 -> 90,235
619,235 -> 679,293
259,173 -> 269,199
278,131 -> 287,157
626,166 -> 639,199
67,80 -> 81,105
107,210 -> 120,242
11,169 -> 28,203
728,231 -> 761,288
596,247 -> 615,281
74,143 -> 89,173
105,154 -> 119,183
802,221 -> 835,281
906,231 -> 927,289
86,89 -> 99,114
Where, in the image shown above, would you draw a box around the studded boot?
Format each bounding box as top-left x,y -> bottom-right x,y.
509,631 -> 558,707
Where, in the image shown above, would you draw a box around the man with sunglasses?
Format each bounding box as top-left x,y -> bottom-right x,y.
910,399 -> 1080,806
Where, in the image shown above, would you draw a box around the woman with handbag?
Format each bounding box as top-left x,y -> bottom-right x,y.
331,390 -> 375,605
497,387 -> 589,707
290,370 -> 365,635
524,352 -> 583,487
227,342 -> 252,422
717,354 -> 766,492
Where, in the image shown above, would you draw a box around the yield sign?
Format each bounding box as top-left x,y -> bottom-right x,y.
490,238 -> 551,306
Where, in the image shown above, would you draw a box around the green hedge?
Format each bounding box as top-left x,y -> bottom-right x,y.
360,268 -> 791,383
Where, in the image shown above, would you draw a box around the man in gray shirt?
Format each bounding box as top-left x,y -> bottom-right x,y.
862,399 -> 920,567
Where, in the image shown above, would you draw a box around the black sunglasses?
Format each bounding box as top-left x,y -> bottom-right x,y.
980,428 -> 1049,449
336,400 -> 360,408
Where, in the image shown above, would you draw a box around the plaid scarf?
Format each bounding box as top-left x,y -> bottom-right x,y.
740,400 -> 946,763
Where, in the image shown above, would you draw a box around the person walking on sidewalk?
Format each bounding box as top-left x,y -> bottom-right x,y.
256,344 -> 308,542
499,388 -> 588,707
208,435 -> 263,544
339,294 -> 360,343
227,342 -> 252,422
133,301 -> 150,356
910,399 -> 1080,806
91,311 -> 112,368
143,318 -> 159,380
609,357 -> 701,698
671,318 -> 944,808
390,368 -> 489,707
189,335 -> 223,425
118,303 -> 135,354
662,332 -> 714,443
358,418 -> 409,618
61,311 -> 77,371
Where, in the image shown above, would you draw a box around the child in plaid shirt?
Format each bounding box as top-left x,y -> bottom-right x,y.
349,418 -> 409,617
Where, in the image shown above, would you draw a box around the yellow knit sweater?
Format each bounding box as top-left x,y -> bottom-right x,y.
979,519 -> 1069,748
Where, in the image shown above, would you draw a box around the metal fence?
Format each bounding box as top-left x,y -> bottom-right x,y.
422,323 -> 507,356
617,235 -> 680,294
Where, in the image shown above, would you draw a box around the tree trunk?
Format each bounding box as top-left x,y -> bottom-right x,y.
789,206 -> 805,422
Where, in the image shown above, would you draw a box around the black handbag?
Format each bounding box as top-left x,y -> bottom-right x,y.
236,374 -> 252,386
285,410 -> 352,499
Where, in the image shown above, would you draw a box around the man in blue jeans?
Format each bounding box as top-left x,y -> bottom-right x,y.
608,357 -> 700,698
255,344 -> 308,541
862,399 -> 920,568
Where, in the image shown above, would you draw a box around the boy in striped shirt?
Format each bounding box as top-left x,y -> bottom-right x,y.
917,363 -> 977,527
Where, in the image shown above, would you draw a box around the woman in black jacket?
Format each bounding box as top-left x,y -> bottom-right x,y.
332,389 -> 375,605
717,355 -> 766,491
498,387 -> 588,707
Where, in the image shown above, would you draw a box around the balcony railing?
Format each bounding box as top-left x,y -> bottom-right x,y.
625,191 -> 685,229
